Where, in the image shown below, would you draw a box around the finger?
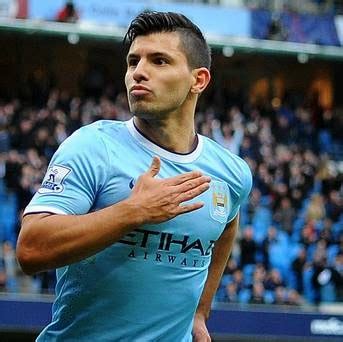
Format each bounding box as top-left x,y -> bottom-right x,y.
175,175 -> 211,194
146,156 -> 161,178
177,182 -> 210,202
165,170 -> 203,186
177,201 -> 204,214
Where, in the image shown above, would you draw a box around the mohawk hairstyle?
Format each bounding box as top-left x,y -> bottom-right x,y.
124,11 -> 211,70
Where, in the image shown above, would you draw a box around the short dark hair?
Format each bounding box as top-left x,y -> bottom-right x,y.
124,11 -> 211,70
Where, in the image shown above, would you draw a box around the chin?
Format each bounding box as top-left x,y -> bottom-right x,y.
129,100 -> 171,119
130,105 -> 161,119
130,104 -> 149,116
129,101 -> 148,114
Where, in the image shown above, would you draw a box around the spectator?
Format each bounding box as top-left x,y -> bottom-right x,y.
211,118 -> 244,155
300,219 -> 318,248
319,218 -> 335,245
246,188 -> 261,224
252,264 -> 267,285
326,190 -> 343,222
254,163 -> 273,196
264,269 -> 285,291
249,282 -> 266,304
56,1 -> 79,23
239,226 -> 257,267
0,244 -> 6,291
273,196 -> 296,235
3,241 -> 17,291
232,269 -> 245,293
333,253 -> 343,301
225,282 -> 239,303
266,16 -> 288,41
311,256 -> 342,304
223,258 -> 239,275
286,289 -> 304,306
306,194 -> 326,222
292,247 -> 307,294
261,226 -> 278,270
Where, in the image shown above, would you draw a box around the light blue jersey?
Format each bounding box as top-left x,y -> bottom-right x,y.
25,119 -> 252,341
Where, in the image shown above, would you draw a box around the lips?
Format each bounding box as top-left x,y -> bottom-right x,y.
130,85 -> 151,96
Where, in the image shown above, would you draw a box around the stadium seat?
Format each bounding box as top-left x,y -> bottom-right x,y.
264,290 -> 275,304
320,282 -> 336,302
303,268 -> 316,303
242,264 -> 255,287
238,288 -> 251,304
0,193 -> 18,246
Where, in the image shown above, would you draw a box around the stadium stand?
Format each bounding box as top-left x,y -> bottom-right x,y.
0,2 -> 342,342
0,0 -> 342,318
0,79 -> 342,304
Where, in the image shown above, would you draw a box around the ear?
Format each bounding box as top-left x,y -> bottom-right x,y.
190,67 -> 211,94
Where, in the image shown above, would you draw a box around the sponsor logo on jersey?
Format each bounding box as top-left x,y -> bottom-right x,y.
38,165 -> 71,194
210,180 -> 229,223
119,228 -> 215,269
129,178 -> 135,189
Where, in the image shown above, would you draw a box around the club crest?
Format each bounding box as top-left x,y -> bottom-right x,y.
210,180 -> 230,223
38,165 -> 71,194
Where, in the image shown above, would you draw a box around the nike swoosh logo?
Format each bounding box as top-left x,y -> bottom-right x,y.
129,178 -> 135,189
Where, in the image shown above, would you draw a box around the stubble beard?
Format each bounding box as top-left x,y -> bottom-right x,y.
129,98 -> 171,120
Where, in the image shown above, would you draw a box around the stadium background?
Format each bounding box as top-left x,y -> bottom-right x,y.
0,0 -> 342,341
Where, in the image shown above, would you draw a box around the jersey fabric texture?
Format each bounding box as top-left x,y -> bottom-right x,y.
25,119 -> 252,342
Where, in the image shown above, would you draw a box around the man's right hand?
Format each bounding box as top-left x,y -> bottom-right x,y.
128,156 -> 211,224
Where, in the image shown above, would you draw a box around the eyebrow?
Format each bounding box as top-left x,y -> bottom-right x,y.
126,51 -> 174,62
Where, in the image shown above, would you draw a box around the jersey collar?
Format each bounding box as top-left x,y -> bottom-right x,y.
126,118 -> 203,163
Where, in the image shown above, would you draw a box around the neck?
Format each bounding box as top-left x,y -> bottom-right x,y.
133,114 -> 197,154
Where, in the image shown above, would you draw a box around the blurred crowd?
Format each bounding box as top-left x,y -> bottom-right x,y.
197,90 -> 343,305
0,82 -> 342,305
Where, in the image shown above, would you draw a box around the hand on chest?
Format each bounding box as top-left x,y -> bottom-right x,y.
97,166 -> 231,245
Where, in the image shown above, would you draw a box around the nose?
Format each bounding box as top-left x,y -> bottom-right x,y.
132,59 -> 149,83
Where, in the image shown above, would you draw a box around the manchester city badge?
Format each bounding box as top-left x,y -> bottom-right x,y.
210,180 -> 230,223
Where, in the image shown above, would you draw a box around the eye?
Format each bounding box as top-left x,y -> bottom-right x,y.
127,58 -> 139,67
154,57 -> 168,65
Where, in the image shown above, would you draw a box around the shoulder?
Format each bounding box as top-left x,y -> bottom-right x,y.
201,135 -> 253,198
59,120 -> 127,152
202,135 -> 251,175
78,119 -> 127,137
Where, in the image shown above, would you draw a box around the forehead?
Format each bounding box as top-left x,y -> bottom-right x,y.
128,31 -> 186,58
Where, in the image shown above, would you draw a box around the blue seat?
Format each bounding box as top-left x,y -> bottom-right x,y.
214,286 -> 227,303
0,194 -> 18,245
238,288 -> 251,304
242,264 -> 255,287
318,130 -> 333,154
303,267 -> 315,303
332,221 -> 343,240
264,290 -> 275,304
320,282 -> 336,302
327,245 -> 339,265
221,274 -> 233,287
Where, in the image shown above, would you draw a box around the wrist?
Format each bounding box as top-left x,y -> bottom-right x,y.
195,310 -> 209,321
121,197 -> 148,226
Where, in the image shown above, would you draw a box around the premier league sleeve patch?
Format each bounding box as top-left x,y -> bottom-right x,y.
210,180 -> 230,223
38,165 -> 72,194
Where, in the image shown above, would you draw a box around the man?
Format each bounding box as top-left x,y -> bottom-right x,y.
17,11 -> 252,341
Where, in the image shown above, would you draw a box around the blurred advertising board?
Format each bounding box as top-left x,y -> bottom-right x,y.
27,0 -> 250,38
0,0 -> 27,18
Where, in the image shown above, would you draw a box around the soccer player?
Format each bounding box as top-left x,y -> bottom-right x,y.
17,11 -> 252,341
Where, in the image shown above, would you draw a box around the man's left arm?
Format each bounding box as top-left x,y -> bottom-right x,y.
192,214 -> 239,342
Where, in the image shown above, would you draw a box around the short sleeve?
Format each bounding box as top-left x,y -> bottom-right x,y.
24,125 -> 108,216
226,160 -> 253,223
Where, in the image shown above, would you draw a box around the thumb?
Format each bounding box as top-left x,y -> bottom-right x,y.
146,156 -> 161,177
